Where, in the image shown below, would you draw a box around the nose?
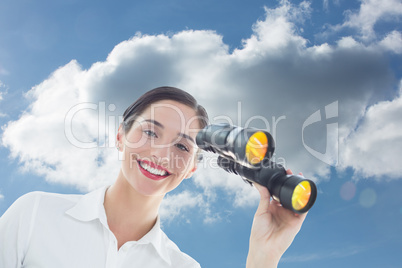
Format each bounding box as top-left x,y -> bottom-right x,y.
150,142 -> 171,167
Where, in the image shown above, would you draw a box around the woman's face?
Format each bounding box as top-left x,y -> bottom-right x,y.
118,100 -> 201,197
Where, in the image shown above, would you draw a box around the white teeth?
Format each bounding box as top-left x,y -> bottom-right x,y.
139,162 -> 168,176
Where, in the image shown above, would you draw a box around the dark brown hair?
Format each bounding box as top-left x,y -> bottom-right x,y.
122,86 -> 209,134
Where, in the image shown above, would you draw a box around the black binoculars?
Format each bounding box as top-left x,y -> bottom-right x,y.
196,124 -> 317,214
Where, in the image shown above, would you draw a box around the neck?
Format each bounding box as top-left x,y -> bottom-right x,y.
104,170 -> 164,247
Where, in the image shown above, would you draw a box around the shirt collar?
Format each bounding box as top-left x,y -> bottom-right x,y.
138,216 -> 171,265
65,185 -> 108,224
65,186 -> 171,265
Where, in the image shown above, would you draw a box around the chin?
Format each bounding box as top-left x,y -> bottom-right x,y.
131,179 -> 166,197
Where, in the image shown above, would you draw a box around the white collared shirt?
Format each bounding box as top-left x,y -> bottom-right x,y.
0,186 -> 200,268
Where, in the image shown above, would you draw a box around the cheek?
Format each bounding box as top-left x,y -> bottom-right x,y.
170,152 -> 195,173
124,131 -> 150,152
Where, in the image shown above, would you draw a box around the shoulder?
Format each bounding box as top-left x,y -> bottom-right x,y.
0,191 -> 87,266
0,191 -> 82,238
9,190 -> 82,204
22,191 -> 82,207
160,231 -> 201,268
1,191 -> 83,220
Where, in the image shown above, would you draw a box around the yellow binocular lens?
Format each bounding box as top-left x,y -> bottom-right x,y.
292,180 -> 312,211
245,131 -> 268,165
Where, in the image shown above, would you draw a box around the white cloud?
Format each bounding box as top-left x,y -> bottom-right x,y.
379,31 -> 402,54
323,0 -> 329,12
0,81 -> 7,118
1,62 -> 119,191
1,0 -> 401,221
282,242 -> 377,263
160,190 -> 204,223
0,65 -> 8,76
339,80 -> 402,179
336,0 -> 402,40
0,193 -> 4,200
337,36 -> 361,49
0,80 -> 6,101
234,0 -> 310,59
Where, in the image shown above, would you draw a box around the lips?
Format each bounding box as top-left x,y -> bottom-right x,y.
137,160 -> 171,181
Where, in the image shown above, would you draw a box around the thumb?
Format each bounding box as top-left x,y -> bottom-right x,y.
254,183 -> 271,216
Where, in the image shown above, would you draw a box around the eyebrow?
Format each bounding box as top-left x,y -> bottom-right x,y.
178,133 -> 195,145
144,119 -> 164,129
144,119 -> 196,144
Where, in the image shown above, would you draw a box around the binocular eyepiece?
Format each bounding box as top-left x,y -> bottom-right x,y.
196,124 -> 317,214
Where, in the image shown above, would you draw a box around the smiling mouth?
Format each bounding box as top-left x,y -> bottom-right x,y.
137,160 -> 171,180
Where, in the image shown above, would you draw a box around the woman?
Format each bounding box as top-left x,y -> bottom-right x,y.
0,86 -> 306,267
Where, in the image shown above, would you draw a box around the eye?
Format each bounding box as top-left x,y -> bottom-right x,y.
175,143 -> 189,152
144,130 -> 157,138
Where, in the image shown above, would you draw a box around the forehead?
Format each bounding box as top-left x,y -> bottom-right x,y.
140,100 -> 201,133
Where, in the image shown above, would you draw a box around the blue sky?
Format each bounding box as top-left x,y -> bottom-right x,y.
1,0 -> 402,267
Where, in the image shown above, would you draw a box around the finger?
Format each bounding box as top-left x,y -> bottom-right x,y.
286,169 -> 293,175
253,183 -> 271,216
